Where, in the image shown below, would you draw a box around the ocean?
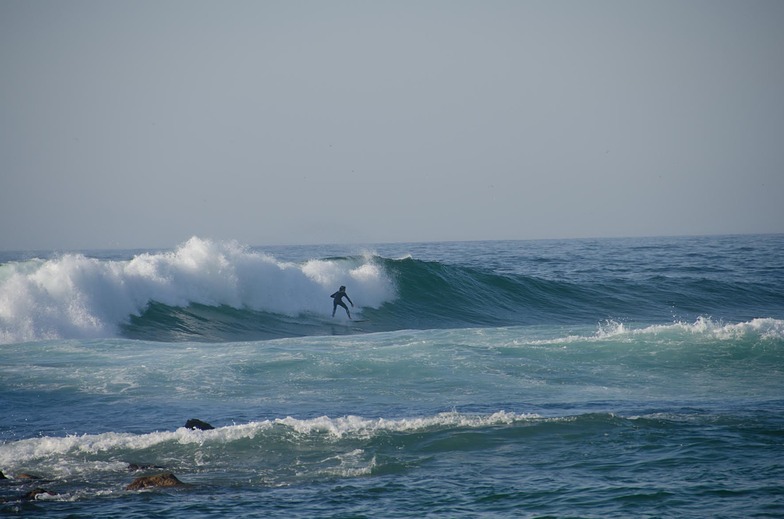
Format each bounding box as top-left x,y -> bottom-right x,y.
1,234 -> 782,517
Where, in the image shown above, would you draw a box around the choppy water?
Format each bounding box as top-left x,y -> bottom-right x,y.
1,235 -> 783,517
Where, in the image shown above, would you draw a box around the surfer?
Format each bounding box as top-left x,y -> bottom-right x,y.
330,285 -> 354,319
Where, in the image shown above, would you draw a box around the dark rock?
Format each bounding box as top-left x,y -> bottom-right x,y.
184,419 -> 214,430
0,488 -> 57,503
21,488 -> 57,501
0,470 -> 6,480
15,473 -> 40,480
126,472 -> 186,491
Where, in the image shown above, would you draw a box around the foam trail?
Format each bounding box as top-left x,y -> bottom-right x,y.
0,411 -> 539,467
0,237 -> 395,344
527,317 -> 784,346
593,317 -> 784,341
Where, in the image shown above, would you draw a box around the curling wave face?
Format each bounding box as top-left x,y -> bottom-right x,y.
2,235 -> 782,344
0,237 -> 395,343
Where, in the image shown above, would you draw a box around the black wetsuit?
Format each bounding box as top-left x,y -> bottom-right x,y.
331,289 -> 353,318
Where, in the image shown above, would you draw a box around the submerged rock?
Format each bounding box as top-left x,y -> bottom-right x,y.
21,488 -> 57,501
184,419 -> 214,430
0,488 -> 57,503
126,472 -> 186,491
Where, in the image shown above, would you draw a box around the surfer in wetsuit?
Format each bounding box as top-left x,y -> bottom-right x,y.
331,285 -> 354,319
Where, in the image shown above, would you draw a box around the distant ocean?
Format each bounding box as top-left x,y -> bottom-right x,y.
1,235 -> 782,517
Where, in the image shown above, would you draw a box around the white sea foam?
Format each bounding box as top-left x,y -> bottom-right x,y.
527,317 -> 784,346
0,411 -> 539,468
275,410 -> 537,438
594,317 -> 784,341
0,237 -> 396,344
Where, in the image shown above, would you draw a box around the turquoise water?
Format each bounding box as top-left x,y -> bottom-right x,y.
1,235 -> 783,517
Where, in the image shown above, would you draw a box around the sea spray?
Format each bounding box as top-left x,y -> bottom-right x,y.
0,237 -> 395,343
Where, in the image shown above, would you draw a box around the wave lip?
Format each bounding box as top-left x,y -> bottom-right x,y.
0,237 -> 395,344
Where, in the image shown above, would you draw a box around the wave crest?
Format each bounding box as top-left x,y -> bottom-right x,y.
0,237 -> 395,344
595,317 -> 784,341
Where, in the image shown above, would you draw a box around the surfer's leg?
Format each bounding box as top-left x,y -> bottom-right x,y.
336,301 -> 349,318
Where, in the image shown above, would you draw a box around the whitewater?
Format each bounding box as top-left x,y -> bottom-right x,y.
0,237 -> 395,343
1,234 -> 783,517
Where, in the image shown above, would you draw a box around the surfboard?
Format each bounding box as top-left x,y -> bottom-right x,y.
351,319 -> 369,322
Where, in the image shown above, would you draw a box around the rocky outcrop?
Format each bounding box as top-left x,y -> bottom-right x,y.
21,488 -> 57,500
0,487 -> 57,503
126,472 -> 186,491
184,419 -> 214,430
14,473 -> 41,480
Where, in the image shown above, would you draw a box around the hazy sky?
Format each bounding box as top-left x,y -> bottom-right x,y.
2,0 -> 783,250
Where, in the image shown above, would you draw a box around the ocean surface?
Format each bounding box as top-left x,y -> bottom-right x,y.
1,234 -> 782,517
